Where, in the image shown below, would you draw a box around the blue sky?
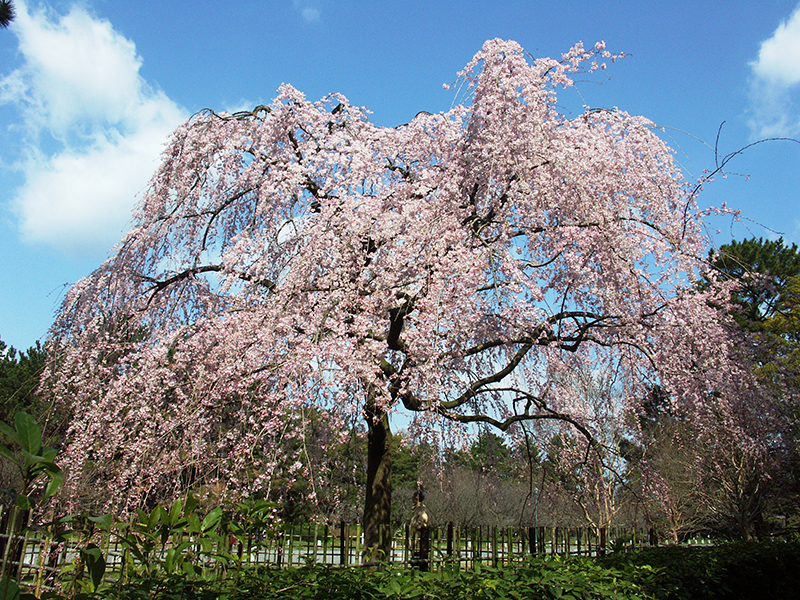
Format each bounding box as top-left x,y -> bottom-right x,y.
1,0 -> 799,352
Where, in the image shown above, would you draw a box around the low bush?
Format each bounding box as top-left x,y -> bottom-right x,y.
599,539 -> 800,600
45,557 -> 653,600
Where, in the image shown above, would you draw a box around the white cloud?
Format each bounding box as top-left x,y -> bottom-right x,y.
302,7 -> 321,22
748,4 -> 800,137
292,1 -> 321,23
752,5 -> 800,85
0,1 -> 187,255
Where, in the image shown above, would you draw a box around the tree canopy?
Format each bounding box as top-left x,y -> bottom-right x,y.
44,39 -> 769,557
0,1 -> 14,29
709,237 -> 800,328
0,338 -> 47,423
709,237 -> 800,398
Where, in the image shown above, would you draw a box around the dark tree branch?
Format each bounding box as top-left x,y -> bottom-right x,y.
140,265 -> 275,306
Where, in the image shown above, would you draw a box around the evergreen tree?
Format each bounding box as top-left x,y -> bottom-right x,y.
0,339 -> 47,423
0,1 -> 14,29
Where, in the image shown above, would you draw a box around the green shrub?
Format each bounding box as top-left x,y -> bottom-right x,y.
599,539 -> 800,600
51,557 -> 653,600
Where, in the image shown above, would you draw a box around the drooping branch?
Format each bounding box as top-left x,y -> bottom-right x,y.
436,398 -> 597,452
139,264 -> 276,306
441,342 -> 534,411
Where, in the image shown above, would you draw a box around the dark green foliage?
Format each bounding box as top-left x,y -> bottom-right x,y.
600,539 -> 800,600
0,411 -> 62,509
448,430 -> 515,479
392,434 -> 431,489
45,557 -> 654,600
708,237 -> 800,328
0,1 -> 14,29
0,340 -> 47,424
19,501 -> 800,600
706,238 -> 800,535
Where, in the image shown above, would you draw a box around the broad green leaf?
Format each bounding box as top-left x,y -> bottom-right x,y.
186,513 -> 201,534
15,494 -> 30,510
88,513 -> 113,530
40,446 -> 58,462
43,470 -> 63,500
164,547 -> 175,573
147,505 -> 164,530
0,443 -> 17,465
0,420 -> 18,444
0,576 -> 20,600
136,508 -> 148,526
169,498 -> 183,526
201,507 -> 223,533
14,412 -> 41,456
22,451 -> 50,469
184,493 -> 198,515
82,543 -> 106,591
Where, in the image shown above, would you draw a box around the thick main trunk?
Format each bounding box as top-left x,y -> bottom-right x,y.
363,401 -> 392,563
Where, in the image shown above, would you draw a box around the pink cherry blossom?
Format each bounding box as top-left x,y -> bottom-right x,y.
42,39 -> 774,556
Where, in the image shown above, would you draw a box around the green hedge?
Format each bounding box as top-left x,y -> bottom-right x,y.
53,556 -> 652,600
599,539 -> 800,600
31,540 -> 800,599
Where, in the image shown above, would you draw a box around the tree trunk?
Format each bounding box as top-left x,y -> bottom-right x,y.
363,397 -> 393,563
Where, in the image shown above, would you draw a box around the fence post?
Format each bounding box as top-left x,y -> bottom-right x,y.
276,532 -> 283,567
322,524 -> 329,564
339,521 -> 346,566
421,526 -> 430,571
404,523 -> 410,564
354,524 -> 362,564
287,525 -> 295,566
311,523 -> 318,564
477,526 -> 483,562
410,526 -> 430,571
446,522 -> 454,559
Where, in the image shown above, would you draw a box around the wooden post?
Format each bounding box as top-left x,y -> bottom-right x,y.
404,523 -> 410,564
355,524 -> 362,564
446,522 -> 454,559
339,521 -> 346,566
323,524 -> 329,564
454,525 -> 461,567
310,523 -> 317,564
